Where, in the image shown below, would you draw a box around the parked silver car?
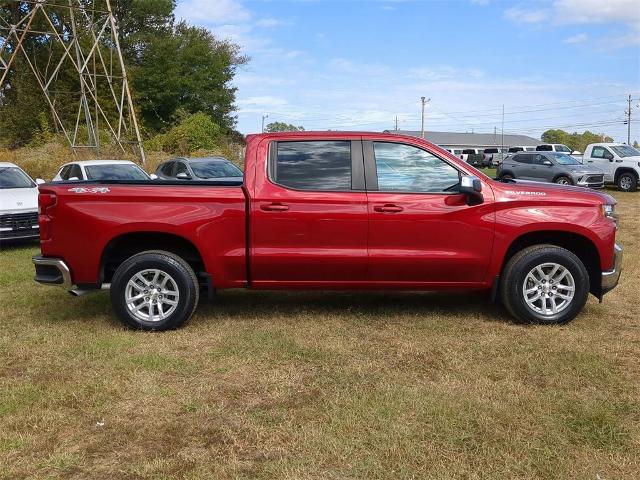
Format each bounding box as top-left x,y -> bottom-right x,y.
497,152 -> 604,188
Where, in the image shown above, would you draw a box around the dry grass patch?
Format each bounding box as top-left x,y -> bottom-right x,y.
0,190 -> 639,479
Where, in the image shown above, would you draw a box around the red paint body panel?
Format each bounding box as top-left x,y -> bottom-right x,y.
38,131 -> 618,292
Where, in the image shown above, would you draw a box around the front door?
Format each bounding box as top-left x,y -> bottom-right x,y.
250,138 -> 368,287
364,139 -> 495,285
586,146 -> 616,182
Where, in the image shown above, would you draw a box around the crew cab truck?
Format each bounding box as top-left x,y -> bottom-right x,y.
583,143 -> 640,192
33,132 -> 622,330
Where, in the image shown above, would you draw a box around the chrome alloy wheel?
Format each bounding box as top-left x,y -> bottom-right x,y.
522,262 -> 575,316
125,269 -> 180,322
556,178 -> 571,185
620,175 -> 632,190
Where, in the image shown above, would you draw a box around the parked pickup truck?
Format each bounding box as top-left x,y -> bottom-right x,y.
33,132 -> 622,330
582,143 -> 640,192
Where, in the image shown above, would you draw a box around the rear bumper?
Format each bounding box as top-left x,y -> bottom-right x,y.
601,244 -> 623,294
33,256 -> 72,288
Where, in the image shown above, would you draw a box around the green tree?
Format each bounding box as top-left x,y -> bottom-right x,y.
264,122 -> 305,132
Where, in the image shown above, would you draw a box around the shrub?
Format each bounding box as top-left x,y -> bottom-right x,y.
145,112 -> 223,155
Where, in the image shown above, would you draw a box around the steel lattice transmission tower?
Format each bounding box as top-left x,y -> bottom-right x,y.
0,0 -> 146,163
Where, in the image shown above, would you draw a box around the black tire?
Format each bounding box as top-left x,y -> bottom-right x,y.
110,250 -> 199,331
500,244 -> 589,325
617,172 -> 637,192
554,176 -> 572,185
501,173 -> 514,181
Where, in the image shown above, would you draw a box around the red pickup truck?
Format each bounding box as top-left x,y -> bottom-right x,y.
33,132 -> 622,330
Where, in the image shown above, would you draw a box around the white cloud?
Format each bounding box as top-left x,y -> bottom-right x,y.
470,0 -> 490,5
175,0 -> 250,24
564,33 -> 588,44
504,0 -> 640,46
503,7 -> 548,24
554,0 -> 640,25
255,17 -> 289,28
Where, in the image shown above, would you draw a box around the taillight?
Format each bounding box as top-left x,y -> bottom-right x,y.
38,193 -> 57,241
39,193 -> 56,215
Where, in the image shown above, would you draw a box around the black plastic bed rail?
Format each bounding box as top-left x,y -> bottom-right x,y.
44,179 -> 244,187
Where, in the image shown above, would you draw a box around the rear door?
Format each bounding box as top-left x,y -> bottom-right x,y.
250,137 -> 368,286
364,139 -> 495,284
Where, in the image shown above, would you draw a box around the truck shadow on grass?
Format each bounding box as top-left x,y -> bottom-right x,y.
194,289 -> 514,326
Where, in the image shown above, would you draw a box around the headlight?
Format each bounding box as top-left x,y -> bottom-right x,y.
602,204 -> 618,226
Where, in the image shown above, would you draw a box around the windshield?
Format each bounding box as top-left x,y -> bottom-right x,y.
0,167 -> 35,189
85,164 -> 149,180
611,145 -> 640,158
191,160 -> 243,179
553,153 -> 581,165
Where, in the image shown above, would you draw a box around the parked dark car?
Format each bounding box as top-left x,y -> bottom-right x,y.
155,157 -> 243,182
497,152 -> 604,188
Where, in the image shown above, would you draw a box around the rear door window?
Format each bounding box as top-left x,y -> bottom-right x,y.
161,162 -> 174,176
271,141 -> 352,191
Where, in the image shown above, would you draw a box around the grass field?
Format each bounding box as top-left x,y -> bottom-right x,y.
1,189 -> 638,479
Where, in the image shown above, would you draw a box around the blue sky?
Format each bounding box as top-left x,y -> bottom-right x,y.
175,0 -> 640,142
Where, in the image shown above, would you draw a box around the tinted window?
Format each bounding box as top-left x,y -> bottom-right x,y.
536,145 -> 552,151
85,164 -> 149,180
68,164 -> 82,180
373,142 -> 460,193
59,165 -> 72,180
508,147 -> 523,153
174,162 -> 189,176
555,144 -> 571,153
513,154 -> 532,164
160,162 -> 174,175
484,148 -> 499,154
272,141 -> 352,191
191,160 -> 242,179
0,167 -> 35,189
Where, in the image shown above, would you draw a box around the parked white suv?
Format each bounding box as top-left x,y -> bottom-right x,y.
583,143 -> 640,191
0,162 -> 44,242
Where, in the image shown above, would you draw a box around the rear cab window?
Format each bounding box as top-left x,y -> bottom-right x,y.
270,140 -> 354,191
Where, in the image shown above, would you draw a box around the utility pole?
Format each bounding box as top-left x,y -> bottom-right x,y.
395,115 -> 398,131
420,97 -> 430,139
261,114 -> 268,133
626,94 -> 632,145
501,105 -> 505,154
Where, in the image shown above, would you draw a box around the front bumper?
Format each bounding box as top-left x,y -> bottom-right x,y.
33,256 -> 72,288
576,174 -> 605,189
601,244 -> 623,294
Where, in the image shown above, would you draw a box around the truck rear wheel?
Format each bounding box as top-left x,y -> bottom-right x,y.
110,250 -> 199,330
500,245 -> 589,325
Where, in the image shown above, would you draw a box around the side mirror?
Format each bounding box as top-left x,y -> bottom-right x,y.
542,160 -> 553,166
35,178 -> 46,185
176,172 -> 191,180
460,175 -> 483,205
149,174 -> 158,180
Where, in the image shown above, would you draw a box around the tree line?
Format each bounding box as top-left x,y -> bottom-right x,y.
0,1 -> 247,150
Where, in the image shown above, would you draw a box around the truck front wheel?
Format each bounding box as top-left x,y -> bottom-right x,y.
500,245 -> 589,325
110,250 -> 199,330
